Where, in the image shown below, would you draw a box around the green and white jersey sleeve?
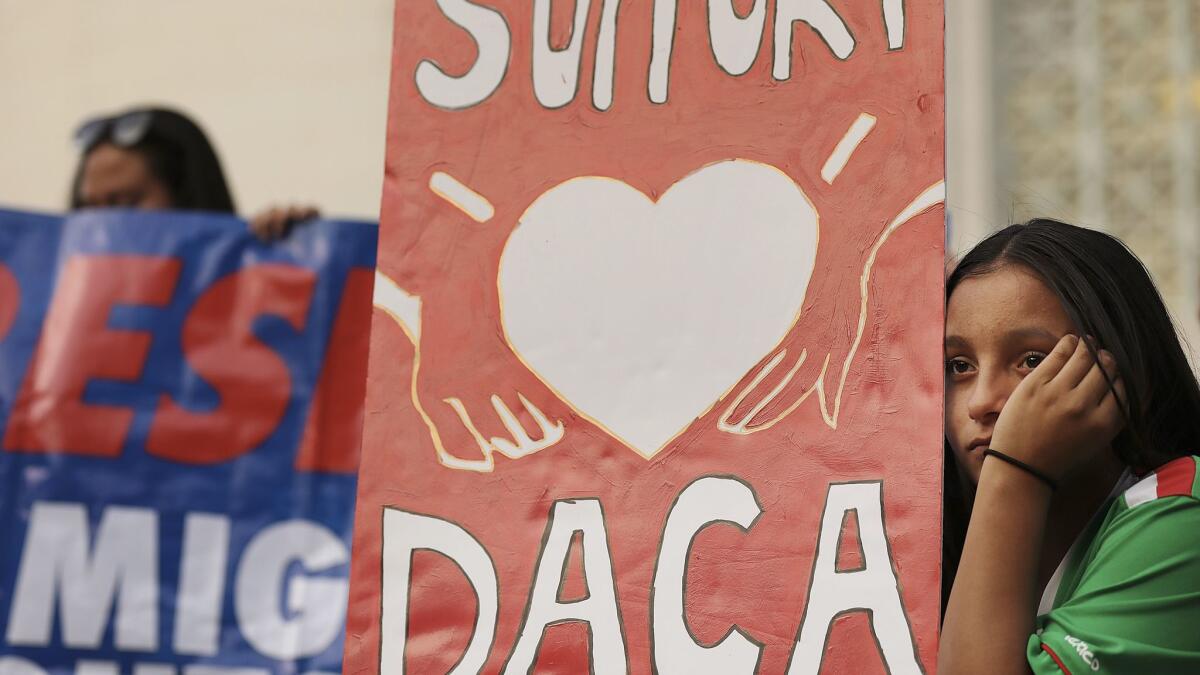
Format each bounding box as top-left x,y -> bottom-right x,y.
1027,456 -> 1200,674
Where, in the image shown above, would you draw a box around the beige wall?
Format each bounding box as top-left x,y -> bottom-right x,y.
0,0 -> 394,220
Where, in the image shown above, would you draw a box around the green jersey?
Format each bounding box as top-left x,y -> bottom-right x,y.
1027,455 -> 1200,674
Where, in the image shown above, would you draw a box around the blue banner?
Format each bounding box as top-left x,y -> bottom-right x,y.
0,209 -> 376,674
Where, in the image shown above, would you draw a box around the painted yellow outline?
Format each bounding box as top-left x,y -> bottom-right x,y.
489,393 -> 565,459
373,270 -> 565,474
373,271 -> 421,342
718,179 -> 946,434
369,173 -> 561,472
371,274 -> 489,472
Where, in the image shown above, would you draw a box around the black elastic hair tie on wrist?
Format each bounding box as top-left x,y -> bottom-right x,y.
983,449 -> 1058,491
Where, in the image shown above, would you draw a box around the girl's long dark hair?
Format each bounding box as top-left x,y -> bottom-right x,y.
942,218 -> 1200,614
69,107 -> 236,213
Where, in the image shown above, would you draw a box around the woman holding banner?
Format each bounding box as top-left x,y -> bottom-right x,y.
940,219 -> 1200,673
69,106 -> 317,239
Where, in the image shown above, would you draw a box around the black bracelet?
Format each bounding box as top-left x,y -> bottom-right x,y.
982,449 -> 1058,491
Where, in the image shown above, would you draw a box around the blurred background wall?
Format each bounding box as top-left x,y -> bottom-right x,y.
948,0 -> 1200,361
0,0 -> 394,220
1,0 -> 1197,358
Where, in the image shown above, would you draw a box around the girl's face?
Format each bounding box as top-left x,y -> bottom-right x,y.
944,264 -> 1076,484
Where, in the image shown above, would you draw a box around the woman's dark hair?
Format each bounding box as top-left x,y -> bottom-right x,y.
941,441 -> 972,618
941,218 -> 1200,617
69,106 -> 236,213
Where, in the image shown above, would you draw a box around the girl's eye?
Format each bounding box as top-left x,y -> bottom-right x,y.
946,358 -> 973,376
1021,353 -> 1046,370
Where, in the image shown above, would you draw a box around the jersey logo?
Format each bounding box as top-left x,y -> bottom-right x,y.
1064,635 -> 1102,671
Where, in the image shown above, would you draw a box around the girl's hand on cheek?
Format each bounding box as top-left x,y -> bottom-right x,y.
990,334 -> 1126,483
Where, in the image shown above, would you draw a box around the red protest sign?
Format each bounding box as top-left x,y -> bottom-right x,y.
347,0 -> 944,672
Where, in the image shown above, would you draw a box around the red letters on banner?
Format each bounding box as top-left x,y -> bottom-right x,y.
147,264 -> 316,465
0,263 -> 18,342
294,267 -> 373,473
4,255 -> 181,456
1,256 -> 366,472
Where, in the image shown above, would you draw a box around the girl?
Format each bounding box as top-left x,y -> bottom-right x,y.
939,219 -> 1200,674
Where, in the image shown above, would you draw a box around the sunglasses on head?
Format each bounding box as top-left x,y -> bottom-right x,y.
73,110 -> 157,151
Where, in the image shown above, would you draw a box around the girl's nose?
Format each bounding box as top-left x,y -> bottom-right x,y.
966,371 -> 1010,425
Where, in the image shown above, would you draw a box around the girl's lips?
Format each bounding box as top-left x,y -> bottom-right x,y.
967,439 -> 991,453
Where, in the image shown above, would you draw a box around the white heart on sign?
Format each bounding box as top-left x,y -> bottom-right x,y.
498,159 -> 817,458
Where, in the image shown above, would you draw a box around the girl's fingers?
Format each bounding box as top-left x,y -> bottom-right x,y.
1034,334 -> 1079,384
1057,336 -> 1096,388
1076,349 -> 1118,403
